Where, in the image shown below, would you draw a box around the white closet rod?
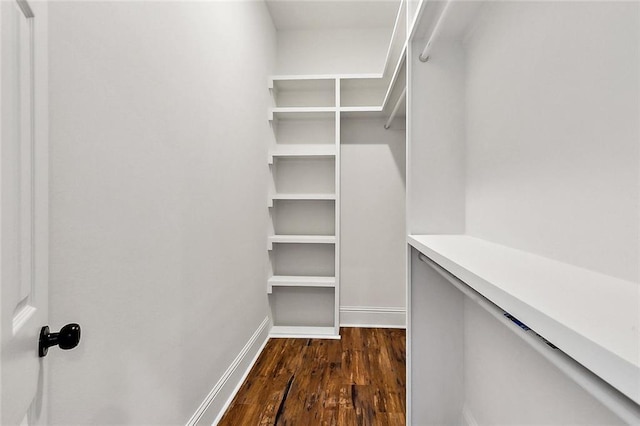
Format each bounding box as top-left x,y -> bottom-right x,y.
418,0 -> 451,62
417,254 -> 640,425
384,87 -> 407,130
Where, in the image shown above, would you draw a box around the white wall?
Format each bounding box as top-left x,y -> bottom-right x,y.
465,1 -> 639,282
459,4 -> 639,421
48,1 -> 275,424
408,39 -> 466,235
341,118 -> 406,326
276,28 -> 391,75
410,250 -> 464,425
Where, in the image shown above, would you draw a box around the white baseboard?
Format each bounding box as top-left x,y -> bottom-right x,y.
461,405 -> 479,426
186,316 -> 271,426
340,306 -> 406,328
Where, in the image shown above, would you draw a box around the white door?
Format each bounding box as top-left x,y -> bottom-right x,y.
1,0 -> 50,424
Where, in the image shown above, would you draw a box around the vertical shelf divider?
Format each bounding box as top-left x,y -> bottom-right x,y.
334,78 -> 341,337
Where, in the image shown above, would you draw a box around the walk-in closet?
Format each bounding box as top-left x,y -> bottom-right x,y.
1,0 -> 637,424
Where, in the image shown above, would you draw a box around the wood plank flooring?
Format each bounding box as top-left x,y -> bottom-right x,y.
218,327 -> 406,426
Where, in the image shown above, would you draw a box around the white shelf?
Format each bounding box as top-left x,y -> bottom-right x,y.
269,107 -> 336,121
268,145 -> 336,164
269,74 -> 381,83
269,325 -> 340,339
268,193 -> 336,207
378,0 -> 407,109
408,234 -> 640,404
269,77 -> 334,91
267,275 -> 336,293
340,106 -> 385,119
381,45 -> 407,111
340,106 -> 384,111
268,234 -> 336,250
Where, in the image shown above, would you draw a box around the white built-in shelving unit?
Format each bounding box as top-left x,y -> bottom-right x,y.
267,76 -> 341,339
265,1 -> 410,337
265,0 -> 411,340
407,0 -> 640,424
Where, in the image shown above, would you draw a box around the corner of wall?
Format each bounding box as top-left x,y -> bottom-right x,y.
186,317 -> 272,426
275,27 -> 392,75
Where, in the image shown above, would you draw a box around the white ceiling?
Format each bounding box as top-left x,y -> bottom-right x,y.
266,0 -> 401,30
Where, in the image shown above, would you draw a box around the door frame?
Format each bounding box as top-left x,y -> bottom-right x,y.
1,0 -> 49,423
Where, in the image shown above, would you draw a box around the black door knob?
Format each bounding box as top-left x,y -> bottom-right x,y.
39,323 -> 81,357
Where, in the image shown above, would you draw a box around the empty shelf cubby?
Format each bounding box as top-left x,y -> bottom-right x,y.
270,287 -> 335,327
270,243 -> 335,277
269,77 -> 336,108
271,200 -> 335,236
271,157 -> 335,195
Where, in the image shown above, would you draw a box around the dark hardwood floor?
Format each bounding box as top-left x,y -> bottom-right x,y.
218,327 -> 406,426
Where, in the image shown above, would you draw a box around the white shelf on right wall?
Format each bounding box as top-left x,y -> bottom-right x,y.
408,233 -> 640,404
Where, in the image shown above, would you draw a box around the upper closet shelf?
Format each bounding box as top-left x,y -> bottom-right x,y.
267,0 -> 408,116
269,74 -> 380,85
269,76 -> 334,91
380,46 -> 406,111
408,234 -> 640,404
